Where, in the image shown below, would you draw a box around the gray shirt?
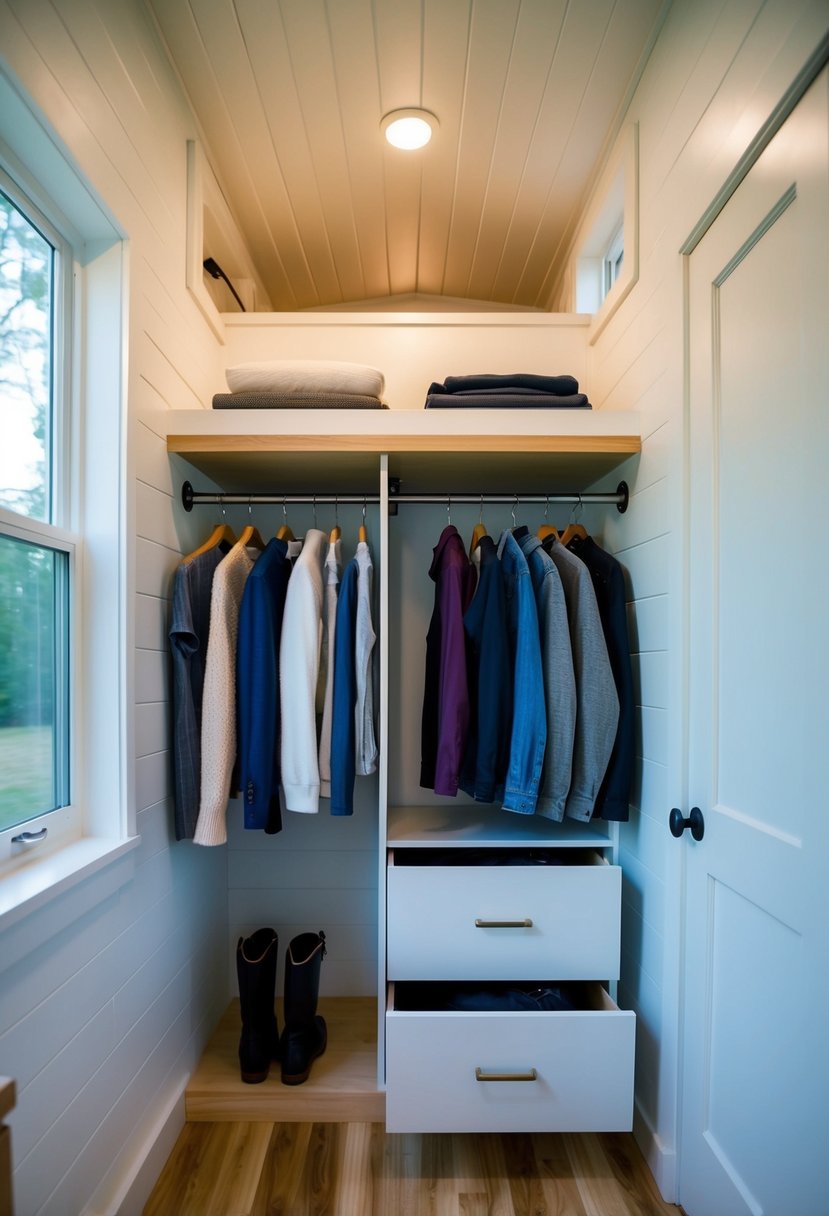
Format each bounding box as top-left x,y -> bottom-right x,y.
169,546 -> 224,840
544,537 -> 619,821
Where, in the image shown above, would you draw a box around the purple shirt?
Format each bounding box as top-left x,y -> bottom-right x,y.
420,526 -> 475,796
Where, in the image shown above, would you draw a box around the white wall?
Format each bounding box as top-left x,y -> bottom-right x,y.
558,0 -> 829,1198
0,2 -> 229,1212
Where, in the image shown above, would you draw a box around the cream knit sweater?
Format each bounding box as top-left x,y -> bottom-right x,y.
194,541 -> 256,846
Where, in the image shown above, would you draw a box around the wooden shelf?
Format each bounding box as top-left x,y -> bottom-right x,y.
186,998 -> 383,1123
387,805 -> 614,848
166,408 -> 640,493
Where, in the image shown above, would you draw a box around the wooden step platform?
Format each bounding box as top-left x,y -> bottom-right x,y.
186,997 -> 384,1123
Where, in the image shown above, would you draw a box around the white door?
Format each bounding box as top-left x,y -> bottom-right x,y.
681,69 -> 829,1216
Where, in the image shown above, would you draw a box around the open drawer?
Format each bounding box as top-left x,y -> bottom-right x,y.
385,981 -> 634,1133
387,849 -> 621,981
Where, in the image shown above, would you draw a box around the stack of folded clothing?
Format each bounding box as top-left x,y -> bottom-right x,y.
424,372 -> 591,409
213,360 -> 387,409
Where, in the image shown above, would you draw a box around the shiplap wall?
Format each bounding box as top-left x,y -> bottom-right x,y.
0,2 -> 228,1213
557,0 -> 829,1198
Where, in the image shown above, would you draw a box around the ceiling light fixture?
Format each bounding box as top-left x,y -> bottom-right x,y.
381,108 -> 438,150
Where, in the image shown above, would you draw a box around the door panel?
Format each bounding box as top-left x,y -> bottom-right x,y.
682,70 -> 829,1216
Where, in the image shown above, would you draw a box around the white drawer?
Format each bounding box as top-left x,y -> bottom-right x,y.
387,851 -> 620,981
385,982 -> 634,1133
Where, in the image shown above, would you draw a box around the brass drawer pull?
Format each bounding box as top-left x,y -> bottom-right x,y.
475,1067 -> 538,1083
474,918 -> 533,928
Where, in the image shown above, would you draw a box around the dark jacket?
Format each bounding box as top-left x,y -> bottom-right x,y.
460,535 -> 512,802
236,537 -> 291,833
420,526 -> 475,796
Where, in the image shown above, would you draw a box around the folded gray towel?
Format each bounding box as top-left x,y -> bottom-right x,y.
212,391 -> 386,410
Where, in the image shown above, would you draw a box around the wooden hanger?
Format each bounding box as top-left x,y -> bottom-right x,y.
469,496 -> 488,557
239,523 -> 266,551
560,521 -> 588,546
329,496 -> 341,542
277,498 -> 295,542
182,522 -> 237,565
358,499 -> 367,543
559,496 -> 588,547
537,496 -> 559,543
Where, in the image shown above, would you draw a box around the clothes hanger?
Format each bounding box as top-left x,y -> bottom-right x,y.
276,497 -> 295,542
537,495 -> 559,542
510,494 -> 520,531
239,501 -> 265,551
329,495 -> 341,542
182,500 -> 237,564
358,498 -> 367,543
559,495 -> 589,547
469,494 -> 488,557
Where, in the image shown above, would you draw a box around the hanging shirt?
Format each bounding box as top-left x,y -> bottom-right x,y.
354,539 -> 378,777
460,535 -> 512,803
236,537 -> 291,833
280,528 -> 328,813
566,534 -> 634,822
194,540 -> 258,845
515,529 -> 577,822
420,525 -> 475,797
169,545 -> 224,840
496,529 -> 547,815
330,555 -> 359,816
318,537 -> 342,799
541,534 -> 619,822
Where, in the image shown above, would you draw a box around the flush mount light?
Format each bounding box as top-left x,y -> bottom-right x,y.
381,108 -> 438,150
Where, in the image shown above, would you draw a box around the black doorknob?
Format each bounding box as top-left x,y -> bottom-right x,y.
669,806 -> 705,841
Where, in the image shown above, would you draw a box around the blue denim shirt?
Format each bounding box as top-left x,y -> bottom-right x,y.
496,530 -> 547,814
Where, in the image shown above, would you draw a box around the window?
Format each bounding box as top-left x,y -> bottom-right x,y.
0,172 -> 77,857
0,64 -> 133,916
574,122 -> 639,341
603,222 -> 625,297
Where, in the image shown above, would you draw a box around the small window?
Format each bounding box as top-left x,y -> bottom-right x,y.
0,169 -> 76,857
603,222 -> 625,298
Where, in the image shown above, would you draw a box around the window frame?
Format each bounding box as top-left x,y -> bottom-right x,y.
0,69 -> 136,927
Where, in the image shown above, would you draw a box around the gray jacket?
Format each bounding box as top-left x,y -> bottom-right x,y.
543,537 -> 619,821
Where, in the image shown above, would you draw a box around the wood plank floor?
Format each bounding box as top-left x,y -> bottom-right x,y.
187,999 -> 383,1123
144,1122 -> 683,1216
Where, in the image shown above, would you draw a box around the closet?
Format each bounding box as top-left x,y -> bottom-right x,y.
167,404 -> 641,1131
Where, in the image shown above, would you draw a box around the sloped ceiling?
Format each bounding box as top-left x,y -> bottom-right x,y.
147,0 -> 666,311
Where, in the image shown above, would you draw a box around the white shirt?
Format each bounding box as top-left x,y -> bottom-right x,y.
280,528 -> 328,812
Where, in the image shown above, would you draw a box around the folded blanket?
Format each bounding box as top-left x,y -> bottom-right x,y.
425,392 -> 590,409
429,373 -> 579,396
213,392 -> 387,410
226,359 -> 385,398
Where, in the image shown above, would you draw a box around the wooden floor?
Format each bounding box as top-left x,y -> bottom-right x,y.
144,1123 -> 682,1216
186,998 -> 383,1123
158,997 -> 683,1215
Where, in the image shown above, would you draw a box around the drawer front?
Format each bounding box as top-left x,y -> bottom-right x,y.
387,860 -> 620,980
385,987 -> 634,1133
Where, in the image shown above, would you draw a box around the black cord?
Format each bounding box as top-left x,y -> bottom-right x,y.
202,257 -> 246,312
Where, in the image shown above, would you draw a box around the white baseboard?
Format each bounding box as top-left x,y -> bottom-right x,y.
80,1079 -> 186,1216
633,1098 -> 677,1203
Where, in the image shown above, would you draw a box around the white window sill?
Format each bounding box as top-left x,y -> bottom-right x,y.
0,835 -> 140,932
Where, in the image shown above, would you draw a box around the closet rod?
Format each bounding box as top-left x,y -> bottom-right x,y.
181,479 -> 629,513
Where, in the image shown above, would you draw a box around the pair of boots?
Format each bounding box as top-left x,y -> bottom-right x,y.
235,928 -> 327,1085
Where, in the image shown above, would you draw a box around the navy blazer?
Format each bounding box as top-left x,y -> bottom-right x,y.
236,538 -> 291,833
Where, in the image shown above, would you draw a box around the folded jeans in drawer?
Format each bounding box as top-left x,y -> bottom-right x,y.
385,982 -> 634,1134
387,854 -> 620,981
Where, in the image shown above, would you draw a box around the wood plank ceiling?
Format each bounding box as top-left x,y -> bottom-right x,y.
147,0 -> 666,312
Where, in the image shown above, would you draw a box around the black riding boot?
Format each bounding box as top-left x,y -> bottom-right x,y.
236,927 -> 280,1083
280,930 -> 327,1085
